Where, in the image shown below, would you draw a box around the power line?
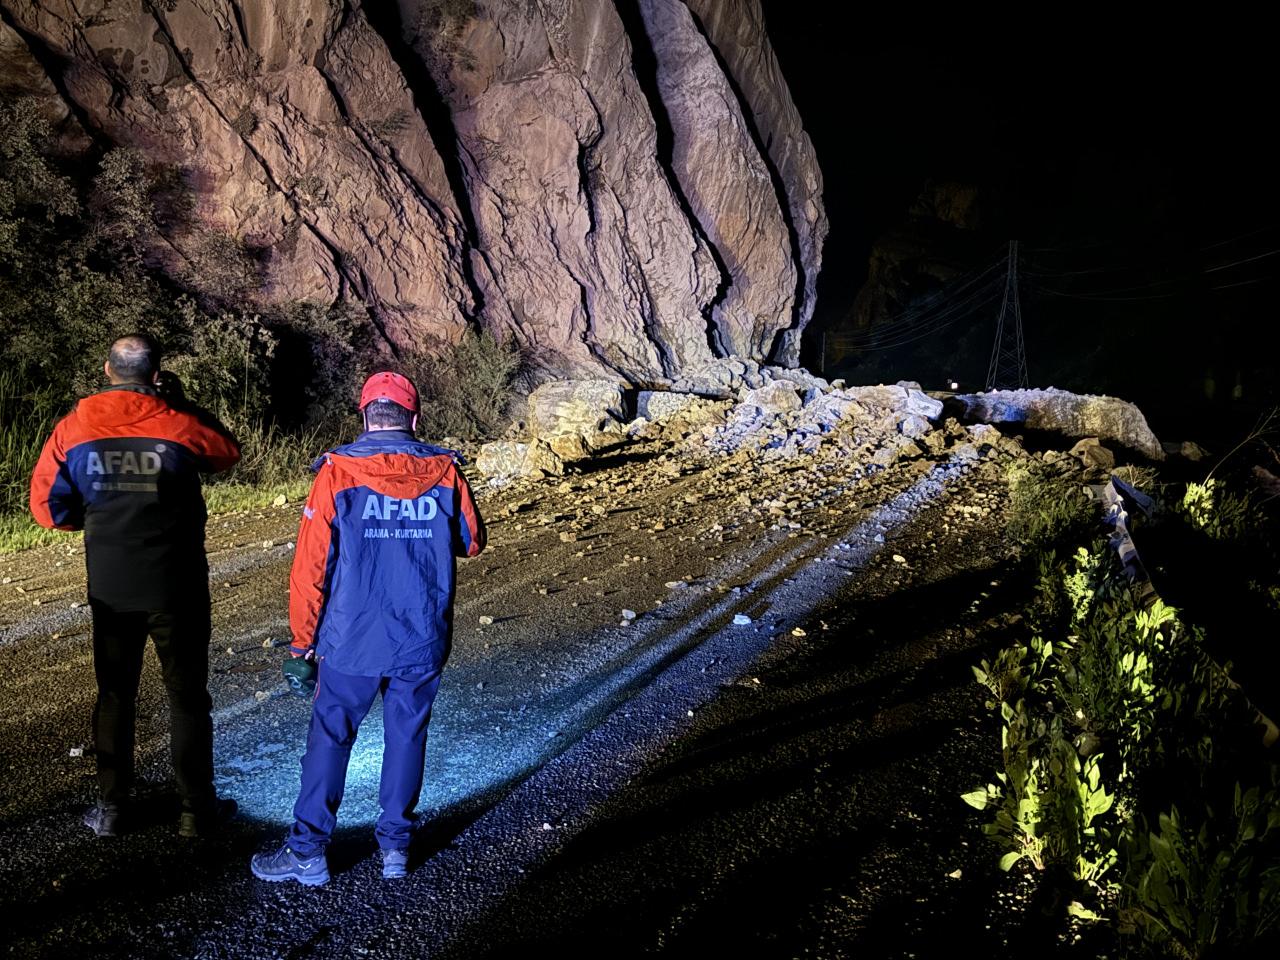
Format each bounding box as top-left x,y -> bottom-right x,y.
832,257 -> 1007,348
1030,242 -> 1280,301
1204,246 -> 1280,273
836,281 -> 1004,348
1030,284 -> 1183,302
837,256 -> 1006,343
1209,277 -> 1276,291
1199,223 -> 1279,251
1023,224 -> 1280,280
843,286 -> 1003,350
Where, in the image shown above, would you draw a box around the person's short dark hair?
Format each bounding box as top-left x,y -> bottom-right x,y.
108,334 -> 161,383
364,399 -> 415,431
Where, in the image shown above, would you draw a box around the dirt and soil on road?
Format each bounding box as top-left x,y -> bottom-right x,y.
0,427 -> 1080,958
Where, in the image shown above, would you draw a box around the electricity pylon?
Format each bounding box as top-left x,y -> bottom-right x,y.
985,240 -> 1029,390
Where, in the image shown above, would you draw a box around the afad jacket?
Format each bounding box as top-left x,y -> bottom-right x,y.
29,386 -> 241,610
288,430 -> 486,677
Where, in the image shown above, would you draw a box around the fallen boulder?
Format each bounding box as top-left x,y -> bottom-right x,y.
672,357 -> 768,397
897,414 -> 932,438
636,391 -> 730,426
1162,439 -> 1210,461
1070,437 -> 1116,472
739,381 -> 803,417
528,380 -> 625,440
841,383 -> 943,419
477,440 -> 565,480
798,391 -> 863,431
762,365 -> 831,393
954,388 -> 1164,460
548,433 -> 592,463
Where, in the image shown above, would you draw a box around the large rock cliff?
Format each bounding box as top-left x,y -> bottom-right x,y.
0,0 -> 824,384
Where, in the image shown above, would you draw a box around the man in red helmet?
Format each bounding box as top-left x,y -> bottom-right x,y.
251,371 -> 486,885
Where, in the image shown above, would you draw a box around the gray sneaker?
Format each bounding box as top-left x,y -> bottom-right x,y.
82,802 -> 122,838
250,844 -> 330,886
382,848 -> 409,879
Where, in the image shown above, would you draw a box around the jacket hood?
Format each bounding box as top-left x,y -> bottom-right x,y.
319,431 -> 461,498
76,387 -> 168,430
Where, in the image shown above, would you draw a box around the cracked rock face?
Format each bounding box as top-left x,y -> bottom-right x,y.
638,0 -> 794,362
404,0 -> 721,381
2,0 -> 475,348
682,0 -> 827,365
0,16 -> 87,147
1,0 -> 823,383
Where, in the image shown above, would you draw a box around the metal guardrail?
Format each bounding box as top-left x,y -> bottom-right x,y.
1096,476 -> 1278,747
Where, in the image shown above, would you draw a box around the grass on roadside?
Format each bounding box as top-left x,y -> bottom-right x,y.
0,514 -> 73,553
202,478 -> 314,516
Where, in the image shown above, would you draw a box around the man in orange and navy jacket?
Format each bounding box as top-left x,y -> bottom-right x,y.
29,334 -> 241,839
251,370 -> 486,885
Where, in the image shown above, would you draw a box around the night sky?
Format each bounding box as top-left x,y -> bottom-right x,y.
761,14 -> 1279,442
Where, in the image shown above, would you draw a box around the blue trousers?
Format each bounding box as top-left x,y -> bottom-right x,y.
289,663 -> 443,857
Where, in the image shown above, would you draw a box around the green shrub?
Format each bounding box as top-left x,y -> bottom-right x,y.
1005,462 -> 1097,551
1177,479 -> 1257,542
969,470 -> 1280,953
0,100 -> 78,265
1122,786 -> 1280,959
967,634 -> 1118,884
0,370 -> 63,519
273,300 -> 372,431
86,147 -> 156,266
2,103 -> 188,399
401,328 -> 523,441
165,298 -> 278,428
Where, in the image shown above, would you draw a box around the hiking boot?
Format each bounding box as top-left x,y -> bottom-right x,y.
82,802 -> 123,838
178,797 -> 238,838
382,848 -> 409,880
250,844 -> 330,887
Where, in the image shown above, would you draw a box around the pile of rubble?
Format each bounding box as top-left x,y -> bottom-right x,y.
475,358 -> 1167,485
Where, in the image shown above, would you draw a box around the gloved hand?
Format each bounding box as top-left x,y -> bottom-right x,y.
282,651 -> 317,698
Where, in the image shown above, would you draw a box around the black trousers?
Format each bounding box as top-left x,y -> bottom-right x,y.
89,597 -> 215,813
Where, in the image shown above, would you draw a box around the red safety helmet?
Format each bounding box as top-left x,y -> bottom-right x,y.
358,371 -> 419,414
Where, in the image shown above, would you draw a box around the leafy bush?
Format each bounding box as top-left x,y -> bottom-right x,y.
0,100 -> 78,263
0,370 -> 63,519
1005,462 -> 1098,551
966,634 -> 1118,883
401,328 -> 523,441
1123,786 -> 1280,959
272,300 -> 371,431
1177,479 -> 1257,542
165,298 -> 278,428
967,471 -> 1280,955
1,101 -> 222,401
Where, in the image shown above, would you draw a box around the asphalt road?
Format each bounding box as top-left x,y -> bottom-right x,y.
0,444 -> 1022,959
